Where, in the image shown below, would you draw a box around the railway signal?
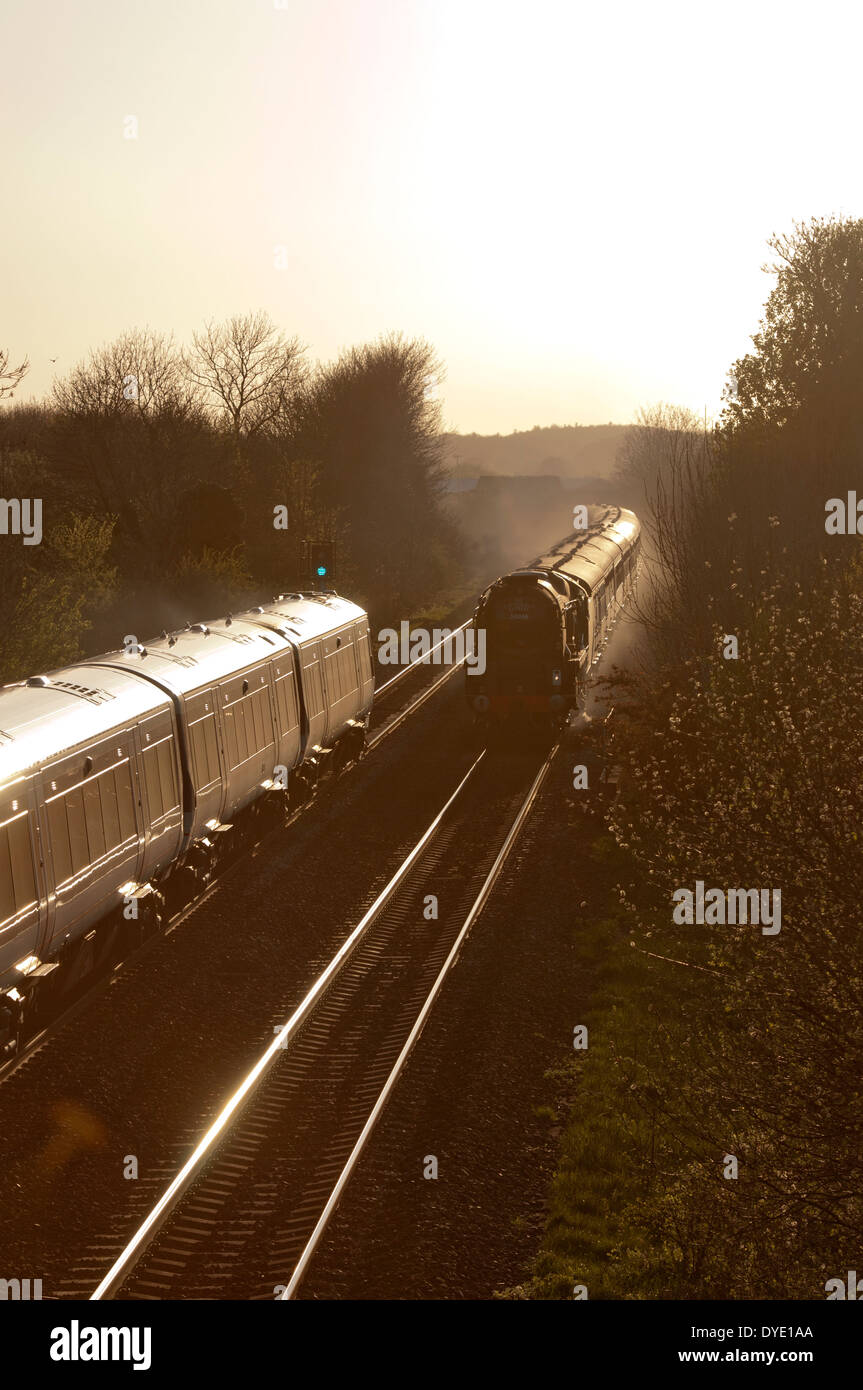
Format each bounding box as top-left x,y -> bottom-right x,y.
305,540 -> 335,586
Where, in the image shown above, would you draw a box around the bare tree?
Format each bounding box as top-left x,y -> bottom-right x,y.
614,401 -> 705,509
50,329 -> 211,563
186,312 -> 307,445
53,328 -> 198,422
0,348 -> 29,401
614,403 -> 718,662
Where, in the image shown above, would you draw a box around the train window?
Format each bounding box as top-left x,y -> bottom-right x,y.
0,828 -> 13,923
46,796 -> 72,885
246,693 -> 261,750
286,676 -> 299,729
143,745 -> 164,822
340,644 -> 358,697
99,770 -> 121,848
274,673 -> 299,734
250,687 -> 273,751
356,629 -> 373,685
348,633 -> 361,689
223,705 -> 242,769
223,688 -> 275,770
236,699 -> 252,765
0,813 -> 36,921
305,660 -> 324,717
191,716 -> 220,789
65,788 -> 90,875
10,815 -> 36,911
324,651 -> 339,702
325,647 -> 346,702
115,762 -> 137,841
157,740 -> 178,812
83,778 -> 107,861
237,695 -> 255,760
273,681 -> 286,732
203,715 -> 219,779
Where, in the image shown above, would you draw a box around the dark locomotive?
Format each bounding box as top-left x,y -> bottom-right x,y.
466,506 -> 641,727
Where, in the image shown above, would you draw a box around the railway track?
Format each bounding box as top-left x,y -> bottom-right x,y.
0,630 -> 469,1089
69,740 -> 557,1301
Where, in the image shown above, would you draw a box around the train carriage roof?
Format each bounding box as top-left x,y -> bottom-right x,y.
0,664 -> 172,786
83,617 -> 296,701
533,507 -> 640,596
243,593 -> 368,644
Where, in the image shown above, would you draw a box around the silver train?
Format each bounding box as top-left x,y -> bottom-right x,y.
467,505 -> 642,725
0,592 -> 375,1054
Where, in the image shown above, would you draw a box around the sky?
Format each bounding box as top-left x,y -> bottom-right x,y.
4,0 -> 862,434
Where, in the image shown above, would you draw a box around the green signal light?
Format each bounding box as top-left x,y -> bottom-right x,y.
317,565 -> 327,576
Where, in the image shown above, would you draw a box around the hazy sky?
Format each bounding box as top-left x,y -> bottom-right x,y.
4,0 -> 861,433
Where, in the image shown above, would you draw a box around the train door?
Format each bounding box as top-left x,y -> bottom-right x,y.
40,732 -> 143,954
321,626 -> 361,743
137,710 -> 183,879
182,688 -> 224,838
566,592 -> 590,698
270,649 -> 303,774
298,641 -> 328,751
216,662 -> 278,820
354,619 -> 375,712
0,778 -> 45,986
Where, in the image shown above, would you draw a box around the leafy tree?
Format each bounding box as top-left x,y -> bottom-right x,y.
300,333 -> 458,614
724,216 -> 863,447
0,514 -> 118,682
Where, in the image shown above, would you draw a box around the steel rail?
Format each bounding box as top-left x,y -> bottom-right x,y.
374,620 -> 471,696
89,749 -> 487,1300
279,738 -> 560,1299
367,656 -> 465,750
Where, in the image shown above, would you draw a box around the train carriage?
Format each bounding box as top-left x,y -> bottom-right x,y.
240,592 -> 375,767
0,586 -> 376,1055
467,505 -> 641,727
0,665 -> 184,1049
86,619 -> 301,854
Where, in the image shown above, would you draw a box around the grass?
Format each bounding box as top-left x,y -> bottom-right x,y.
497,829 -> 695,1301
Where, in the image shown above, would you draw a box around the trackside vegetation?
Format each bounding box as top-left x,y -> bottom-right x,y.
0,323 -> 460,684
512,216 -> 863,1300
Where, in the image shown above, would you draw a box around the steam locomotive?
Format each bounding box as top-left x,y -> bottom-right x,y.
0,592 -> 375,1055
466,505 -> 641,727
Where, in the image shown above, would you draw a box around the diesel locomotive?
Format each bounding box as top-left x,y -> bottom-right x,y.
466,505 -> 641,727
0,591 -> 374,1055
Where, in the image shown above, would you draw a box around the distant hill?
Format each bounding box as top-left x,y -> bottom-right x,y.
442,424 -> 628,479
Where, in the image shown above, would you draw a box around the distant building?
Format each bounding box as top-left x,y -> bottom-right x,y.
472,475 -> 563,500
443,476 -> 480,493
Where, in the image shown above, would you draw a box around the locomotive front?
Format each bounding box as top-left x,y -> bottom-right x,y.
467,572 -> 569,724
